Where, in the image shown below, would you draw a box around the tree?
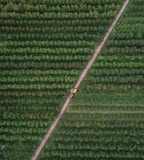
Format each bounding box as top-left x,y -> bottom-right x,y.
18,2 -> 25,13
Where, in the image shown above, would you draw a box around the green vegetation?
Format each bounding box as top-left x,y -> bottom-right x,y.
39,0 -> 144,159
0,41 -> 6,48
0,0 -> 124,159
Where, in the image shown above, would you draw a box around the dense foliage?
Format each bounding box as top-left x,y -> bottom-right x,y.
39,0 -> 144,159
0,0 -> 124,159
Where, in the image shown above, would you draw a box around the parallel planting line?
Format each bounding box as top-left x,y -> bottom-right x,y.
31,0 -> 130,159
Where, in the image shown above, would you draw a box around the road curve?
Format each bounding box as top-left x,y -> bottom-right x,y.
31,0 -> 130,159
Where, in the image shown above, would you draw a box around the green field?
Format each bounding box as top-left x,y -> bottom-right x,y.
39,0 -> 144,159
0,0 -> 125,159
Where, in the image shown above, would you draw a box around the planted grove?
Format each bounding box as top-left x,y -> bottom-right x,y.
0,0 -> 124,159
39,0 -> 144,159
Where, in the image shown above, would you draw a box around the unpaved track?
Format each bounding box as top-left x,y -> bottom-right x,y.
31,0 -> 130,159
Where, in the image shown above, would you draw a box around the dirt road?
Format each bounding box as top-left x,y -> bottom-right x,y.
31,0 -> 130,159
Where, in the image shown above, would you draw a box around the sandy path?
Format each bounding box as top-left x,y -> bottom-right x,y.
31,0 -> 130,159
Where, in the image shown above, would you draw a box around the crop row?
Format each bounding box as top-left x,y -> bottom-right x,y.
50,132 -> 144,142
109,32 -> 143,40
0,90 -> 66,96
0,83 -> 72,90
103,46 -> 144,54
86,75 -> 144,83
70,105 -> 144,112
59,120 -> 144,128
0,61 -> 85,69
0,19 -> 112,26
71,95 -> 144,105
0,47 -> 92,55
0,26 -> 107,33
0,69 -> 77,76
0,0 -> 119,5
0,97 -> 62,104
6,40 -> 94,48
93,62 -> 144,68
0,55 -> 89,62
107,39 -> 144,47
90,67 -> 144,76
0,105 -> 58,110
1,119 -> 50,127
0,77 -> 73,84
1,32 -> 100,40
55,126 -> 144,135
0,3 -> 119,12
0,11 -> 117,19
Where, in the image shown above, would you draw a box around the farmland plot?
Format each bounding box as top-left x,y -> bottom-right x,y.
0,0 -> 124,159
39,0 -> 144,159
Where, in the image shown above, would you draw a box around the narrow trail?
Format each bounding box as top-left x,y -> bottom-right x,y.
31,0 -> 130,159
